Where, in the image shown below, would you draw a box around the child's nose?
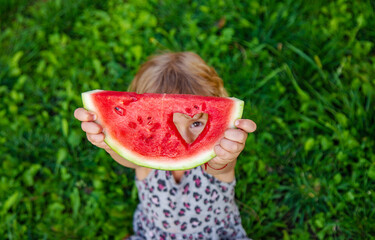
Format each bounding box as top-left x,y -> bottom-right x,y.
179,128 -> 195,144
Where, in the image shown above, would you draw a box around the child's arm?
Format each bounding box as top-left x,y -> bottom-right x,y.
203,119 -> 257,182
74,108 -> 138,169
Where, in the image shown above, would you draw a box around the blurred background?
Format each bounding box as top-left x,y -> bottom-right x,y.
0,0 -> 374,239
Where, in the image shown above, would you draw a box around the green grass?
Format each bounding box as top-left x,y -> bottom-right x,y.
0,0 -> 374,239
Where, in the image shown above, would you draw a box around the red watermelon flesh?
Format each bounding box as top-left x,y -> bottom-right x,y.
82,90 -> 244,170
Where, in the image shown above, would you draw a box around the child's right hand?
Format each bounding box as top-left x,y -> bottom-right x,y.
74,108 -> 111,152
74,108 -> 139,169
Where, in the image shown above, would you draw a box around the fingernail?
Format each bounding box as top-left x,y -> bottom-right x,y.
235,120 -> 240,126
251,121 -> 257,131
91,113 -> 97,121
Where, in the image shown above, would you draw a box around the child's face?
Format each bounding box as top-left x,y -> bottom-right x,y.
173,113 -> 208,144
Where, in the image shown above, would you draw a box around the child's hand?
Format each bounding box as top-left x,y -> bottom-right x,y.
74,108 -> 138,168
73,108 -> 111,151
208,119 -> 257,169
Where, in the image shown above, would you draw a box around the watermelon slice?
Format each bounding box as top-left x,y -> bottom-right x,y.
82,90 -> 244,170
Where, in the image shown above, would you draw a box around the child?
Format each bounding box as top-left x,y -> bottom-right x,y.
74,52 -> 257,239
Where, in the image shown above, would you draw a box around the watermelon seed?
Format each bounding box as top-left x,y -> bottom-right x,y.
194,105 -> 199,109
114,106 -> 126,116
137,116 -> 143,124
139,134 -> 146,141
150,123 -> 161,132
123,96 -> 138,105
162,132 -> 171,144
145,135 -> 154,144
147,116 -> 152,120
128,122 -> 137,129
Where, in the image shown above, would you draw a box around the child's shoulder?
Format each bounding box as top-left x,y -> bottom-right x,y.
135,167 -> 153,181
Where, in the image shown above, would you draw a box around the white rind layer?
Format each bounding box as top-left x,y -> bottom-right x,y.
82,90 -> 244,170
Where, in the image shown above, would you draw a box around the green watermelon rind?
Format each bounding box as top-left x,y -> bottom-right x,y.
82,90 -> 244,170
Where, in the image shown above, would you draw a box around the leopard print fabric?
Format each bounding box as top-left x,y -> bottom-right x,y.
128,166 -> 250,239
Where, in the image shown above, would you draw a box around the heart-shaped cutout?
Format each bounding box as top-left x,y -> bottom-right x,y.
173,112 -> 208,144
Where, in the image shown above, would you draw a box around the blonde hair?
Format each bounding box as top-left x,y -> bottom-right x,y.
128,52 -> 228,97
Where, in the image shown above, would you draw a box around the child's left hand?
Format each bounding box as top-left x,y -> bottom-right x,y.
208,119 -> 257,169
